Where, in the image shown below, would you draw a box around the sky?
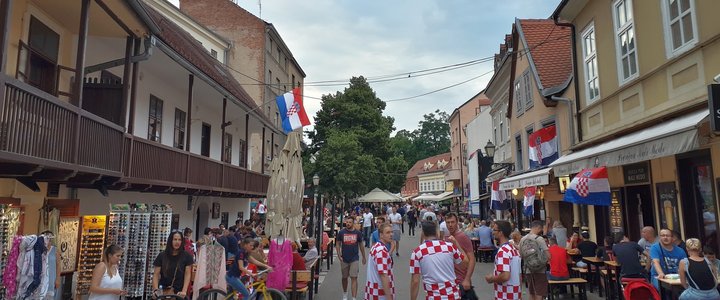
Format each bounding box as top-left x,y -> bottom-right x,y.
170,0 -> 560,134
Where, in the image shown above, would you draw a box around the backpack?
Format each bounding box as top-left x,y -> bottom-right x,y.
519,235 -> 547,273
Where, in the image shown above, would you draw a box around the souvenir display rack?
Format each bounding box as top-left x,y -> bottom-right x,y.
145,204 -> 173,299
0,205 -> 21,299
107,203 -> 151,298
76,215 -> 107,296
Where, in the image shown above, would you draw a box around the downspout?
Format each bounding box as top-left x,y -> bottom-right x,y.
84,36 -> 155,74
551,96 -> 576,147
552,2 -> 583,143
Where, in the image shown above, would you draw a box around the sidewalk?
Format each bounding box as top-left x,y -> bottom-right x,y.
313,227 -> 605,299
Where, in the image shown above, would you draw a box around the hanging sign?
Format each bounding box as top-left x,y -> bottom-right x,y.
623,162 -> 650,185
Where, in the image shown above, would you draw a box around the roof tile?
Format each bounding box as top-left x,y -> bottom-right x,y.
518,19 -> 572,90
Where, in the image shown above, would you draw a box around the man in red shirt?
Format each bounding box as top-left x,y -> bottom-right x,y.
548,237 -> 570,280
444,213 -> 476,297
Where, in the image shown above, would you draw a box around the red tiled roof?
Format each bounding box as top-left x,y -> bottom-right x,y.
141,4 -> 270,123
518,19 -> 572,91
406,152 -> 452,178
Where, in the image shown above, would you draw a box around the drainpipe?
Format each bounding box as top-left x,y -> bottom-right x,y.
84,36 -> 155,74
551,96 -> 576,147
552,3 -> 583,143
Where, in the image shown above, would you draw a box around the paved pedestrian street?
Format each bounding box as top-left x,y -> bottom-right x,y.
315,229 -> 604,299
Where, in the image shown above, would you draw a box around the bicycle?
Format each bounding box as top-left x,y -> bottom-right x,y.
197,269 -> 287,300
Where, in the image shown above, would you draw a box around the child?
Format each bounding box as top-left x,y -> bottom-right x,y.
703,245 -> 720,276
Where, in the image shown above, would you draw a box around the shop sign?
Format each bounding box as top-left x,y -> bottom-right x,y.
499,174 -> 549,190
610,190 -> 623,233
709,84 -> 720,133
623,162 -> 649,185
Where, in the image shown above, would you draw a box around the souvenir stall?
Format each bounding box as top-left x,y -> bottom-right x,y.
0,205 -> 23,300
106,204 -> 151,299
1,231 -> 59,300
145,205 -> 172,299
76,215 -> 107,296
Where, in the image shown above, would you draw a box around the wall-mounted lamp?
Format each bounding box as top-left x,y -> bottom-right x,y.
512,188 -> 518,196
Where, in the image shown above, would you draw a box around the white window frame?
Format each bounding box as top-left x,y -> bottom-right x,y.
514,80 -> 524,117
581,22 -> 601,104
612,0 -> 639,85
523,72 -> 533,109
660,0 -> 699,58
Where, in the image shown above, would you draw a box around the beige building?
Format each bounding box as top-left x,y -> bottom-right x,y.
180,0 -> 306,172
447,94 -> 488,209
553,0 -> 720,246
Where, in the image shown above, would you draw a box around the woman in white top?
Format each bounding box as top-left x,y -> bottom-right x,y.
89,244 -> 126,299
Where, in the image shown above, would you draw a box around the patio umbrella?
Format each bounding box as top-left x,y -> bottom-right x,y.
265,131 -> 305,242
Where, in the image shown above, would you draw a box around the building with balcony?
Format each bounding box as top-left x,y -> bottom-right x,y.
0,0 -> 276,235
552,0 -> 720,247
178,0 -> 306,173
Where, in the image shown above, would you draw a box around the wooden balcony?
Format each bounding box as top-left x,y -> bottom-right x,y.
0,75 -> 268,196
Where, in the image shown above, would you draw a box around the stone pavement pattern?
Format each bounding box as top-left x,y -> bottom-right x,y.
315,228 -> 604,299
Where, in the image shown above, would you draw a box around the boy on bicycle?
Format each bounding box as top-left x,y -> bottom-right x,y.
227,237 -> 273,298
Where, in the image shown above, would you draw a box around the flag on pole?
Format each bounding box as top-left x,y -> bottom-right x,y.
276,88 -> 311,133
528,125 -> 558,168
491,180 -> 508,210
523,186 -> 536,217
563,167 -> 611,206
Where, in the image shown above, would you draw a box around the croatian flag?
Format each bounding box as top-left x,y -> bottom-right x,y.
490,181 -> 508,210
528,125 -> 558,168
563,167 -> 611,206
276,88 -> 311,134
523,186 -> 536,217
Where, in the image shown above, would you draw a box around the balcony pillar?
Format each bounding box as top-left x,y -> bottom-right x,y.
120,37 -> 133,129
72,0 -> 90,164
0,0 -> 13,75
128,38 -> 141,135
185,74 -> 194,151
261,127 -> 266,174
244,114 -> 249,169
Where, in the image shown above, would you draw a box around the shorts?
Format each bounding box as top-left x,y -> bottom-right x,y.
392,230 -> 401,241
526,272 -> 548,296
341,261 -> 359,278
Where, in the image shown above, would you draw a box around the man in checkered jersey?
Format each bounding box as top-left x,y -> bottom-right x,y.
484,220 -> 522,300
409,221 -> 468,300
365,223 -> 395,300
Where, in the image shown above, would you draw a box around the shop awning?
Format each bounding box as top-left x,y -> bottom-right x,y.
550,110 -> 708,176
485,168 -> 509,183
414,191 -> 454,202
499,167 -> 551,190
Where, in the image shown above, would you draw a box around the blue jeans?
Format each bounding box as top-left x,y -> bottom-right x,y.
363,226 -> 372,247
226,274 -> 250,298
547,272 -> 569,281
679,286 -> 720,299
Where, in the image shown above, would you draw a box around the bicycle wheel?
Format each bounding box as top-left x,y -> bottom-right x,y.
196,288 -> 228,300
247,288 -> 287,300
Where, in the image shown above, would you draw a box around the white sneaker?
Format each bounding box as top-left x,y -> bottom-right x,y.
342,293 -> 347,300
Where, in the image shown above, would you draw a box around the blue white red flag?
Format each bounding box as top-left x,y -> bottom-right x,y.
528,125 -> 558,168
490,180 -> 508,210
563,167 -> 611,206
276,88 -> 311,133
523,186 -> 536,217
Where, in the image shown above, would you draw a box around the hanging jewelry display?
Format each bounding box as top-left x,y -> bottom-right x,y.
145,204 -> 173,299
76,215 -> 107,296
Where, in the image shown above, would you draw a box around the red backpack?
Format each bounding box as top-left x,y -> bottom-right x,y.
623,280 -> 660,300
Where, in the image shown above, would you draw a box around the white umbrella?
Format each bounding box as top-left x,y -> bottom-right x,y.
265,131 -> 305,242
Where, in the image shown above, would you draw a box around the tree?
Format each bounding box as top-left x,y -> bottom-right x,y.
413,109 -> 450,158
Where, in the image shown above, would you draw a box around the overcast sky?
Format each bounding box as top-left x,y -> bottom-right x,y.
170,0 -> 559,134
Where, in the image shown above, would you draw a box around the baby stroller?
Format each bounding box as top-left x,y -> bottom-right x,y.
623,279 -> 660,300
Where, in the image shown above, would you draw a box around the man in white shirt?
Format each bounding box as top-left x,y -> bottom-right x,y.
439,213 -> 449,239
257,200 -> 267,224
362,208 -> 374,249
388,207 -> 402,257
303,239 -> 319,270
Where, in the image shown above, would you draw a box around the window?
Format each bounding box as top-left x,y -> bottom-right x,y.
173,108 -> 186,149
238,139 -> 247,167
662,0 -> 697,56
148,96 -> 163,142
277,47 -> 281,62
523,72 -> 533,109
201,123 -> 211,157
210,49 -> 218,59
493,115 -> 498,147
268,70 -> 272,84
515,135 -> 523,171
526,127 -> 534,168
500,116 -> 506,143
612,0 -> 638,83
25,16 -> 60,94
514,81 -> 524,116
292,75 -> 296,88
431,182 -> 435,191
222,133 -> 232,163
582,23 -> 600,102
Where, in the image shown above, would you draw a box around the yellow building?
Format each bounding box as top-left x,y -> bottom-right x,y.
553,0 -> 720,247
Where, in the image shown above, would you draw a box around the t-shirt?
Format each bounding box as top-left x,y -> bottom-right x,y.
407,210 -> 417,222
257,203 -> 266,214
650,243 -> 687,277
228,248 -> 248,277
337,229 -> 362,262
366,242 -> 395,299
363,212 -> 374,228
226,235 -> 239,256
439,221 -> 449,236
371,229 -> 391,251
577,240 -> 598,258
612,241 -> 645,276
551,228 -> 568,248
494,243 -> 522,300
548,245 -> 569,278
638,238 -> 656,253
476,226 -> 494,248
409,240 -> 464,299
153,251 -> 194,293
519,233 -> 548,273
448,231 -> 473,283
389,213 -> 402,231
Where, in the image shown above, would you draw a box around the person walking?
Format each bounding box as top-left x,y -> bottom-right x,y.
388,207 -> 402,257
88,245 -> 126,300
398,204 -> 406,234
257,200 -> 267,225
650,229 -> 687,291
485,220 -> 522,300
152,231 -> 194,298
445,213 -> 477,298
409,221 -> 468,300
679,238 -> 720,299
519,220 -> 548,300
337,218 -> 366,300
407,207 -> 417,236
363,208 -> 374,249
365,223 -> 395,300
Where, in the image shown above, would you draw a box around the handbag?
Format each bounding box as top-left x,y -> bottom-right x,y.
161,261 -> 180,295
460,286 -> 479,300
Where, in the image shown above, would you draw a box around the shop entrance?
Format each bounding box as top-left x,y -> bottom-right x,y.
678,151 -> 718,251
558,201 -> 574,233
623,185 -> 655,242
195,202 -> 209,240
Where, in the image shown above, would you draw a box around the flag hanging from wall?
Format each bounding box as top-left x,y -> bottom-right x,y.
523,186 -> 536,217
528,125 -> 558,168
490,180 -> 508,211
276,88 -> 311,133
563,167 -> 611,206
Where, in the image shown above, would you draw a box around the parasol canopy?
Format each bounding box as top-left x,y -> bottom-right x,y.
357,188 -> 403,203
265,131 -> 305,242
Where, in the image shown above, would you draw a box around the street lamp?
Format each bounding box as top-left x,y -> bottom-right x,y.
312,174 -> 322,294
484,140 -> 496,158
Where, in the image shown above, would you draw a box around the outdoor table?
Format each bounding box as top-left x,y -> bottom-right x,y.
604,260 -> 622,299
582,257 -> 604,297
470,238 -> 481,261
657,277 -> 684,299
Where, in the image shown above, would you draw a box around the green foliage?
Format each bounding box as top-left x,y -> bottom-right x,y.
389,109 -> 450,168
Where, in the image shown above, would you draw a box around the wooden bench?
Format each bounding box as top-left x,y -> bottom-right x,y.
548,278 -> 588,300
477,248 -> 494,263
570,267 -> 592,293
286,270 -> 312,300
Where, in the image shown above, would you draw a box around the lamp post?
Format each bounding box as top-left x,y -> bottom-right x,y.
308,174 -> 320,237
312,174 -> 321,294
